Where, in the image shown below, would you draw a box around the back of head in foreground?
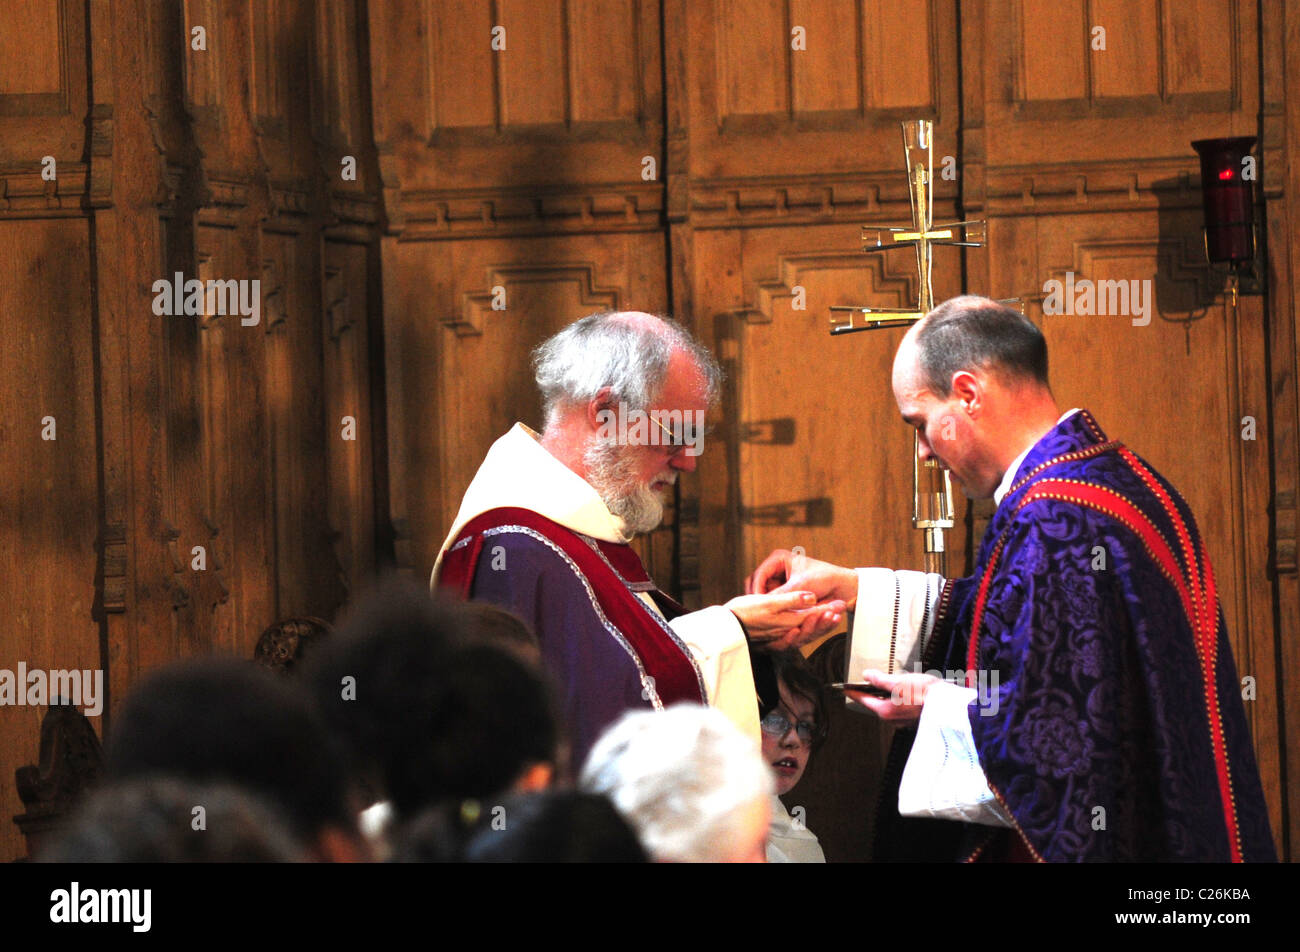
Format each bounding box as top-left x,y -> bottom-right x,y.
106,655 -> 363,861
41,777 -> 305,863
305,578 -> 560,819
579,703 -> 774,863
392,790 -> 647,863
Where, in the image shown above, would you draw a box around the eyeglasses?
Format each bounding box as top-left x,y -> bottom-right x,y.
649,414 -> 712,451
650,414 -> 688,449
759,710 -> 816,744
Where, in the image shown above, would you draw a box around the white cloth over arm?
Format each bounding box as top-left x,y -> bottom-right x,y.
664,605 -> 759,746
846,568 -> 1011,828
897,681 -> 1013,826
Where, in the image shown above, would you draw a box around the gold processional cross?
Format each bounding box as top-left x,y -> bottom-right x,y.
830,119 -> 1014,576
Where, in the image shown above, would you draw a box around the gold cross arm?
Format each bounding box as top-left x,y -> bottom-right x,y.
829,296 -> 1024,334
864,220 -> 988,249
828,306 -> 925,335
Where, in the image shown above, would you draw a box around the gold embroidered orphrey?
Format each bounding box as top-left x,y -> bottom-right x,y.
830,119 -> 1017,575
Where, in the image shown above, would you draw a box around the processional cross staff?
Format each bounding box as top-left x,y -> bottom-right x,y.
830,119 -> 1015,576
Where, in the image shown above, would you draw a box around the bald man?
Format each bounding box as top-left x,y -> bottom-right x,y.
750,296 -> 1275,862
433,311 -> 844,768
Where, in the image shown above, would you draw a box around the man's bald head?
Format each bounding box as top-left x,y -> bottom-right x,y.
892,296 -> 1060,500
900,296 -> 1050,399
605,309 -> 668,332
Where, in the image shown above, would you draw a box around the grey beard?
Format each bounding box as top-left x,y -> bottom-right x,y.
583,438 -> 670,536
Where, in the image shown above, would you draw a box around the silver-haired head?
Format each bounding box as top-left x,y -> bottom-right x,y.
531,310 -> 722,430
578,703 -> 774,863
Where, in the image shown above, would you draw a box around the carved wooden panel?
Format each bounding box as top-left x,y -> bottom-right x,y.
1017,0 -> 1089,102
168,232 -> 235,654
568,0 -> 644,123
321,240 -> 378,603
1015,0 -> 1235,110
0,0 -> 70,111
1018,0 -> 1167,104
263,232 -> 349,622
1164,0 -> 1236,100
251,0 -> 292,126
313,0 -> 363,149
0,0 -> 86,165
713,0 -> 937,123
0,219 -> 100,865
181,0 -> 222,112
497,0 -> 567,126
677,0 -> 954,188
370,0 -> 663,211
1261,0 -> 1300,863
982,0 -> 1254,164
0,0 -> 386,866
415,0 -> 651,133
423,0 -> 497,131
714,0 -> 789,120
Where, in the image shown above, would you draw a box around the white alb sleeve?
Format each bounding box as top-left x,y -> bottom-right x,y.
667,606 -> 759,746
897,680 -> 1013,827
845,568 -> 944,680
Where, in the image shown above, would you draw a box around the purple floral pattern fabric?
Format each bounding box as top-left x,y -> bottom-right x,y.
925,410 -> 1275,862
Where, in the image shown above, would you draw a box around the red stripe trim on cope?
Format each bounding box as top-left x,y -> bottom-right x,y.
1117,450 -> 1241,860
437,506 -> 707,707
966,475 -> 1242,861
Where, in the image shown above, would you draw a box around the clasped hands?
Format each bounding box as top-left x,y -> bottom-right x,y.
732,547 -> 938,723
723,547 -> 855,651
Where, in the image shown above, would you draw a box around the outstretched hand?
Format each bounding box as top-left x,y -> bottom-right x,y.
724,590 -> 847,651
746,548 -> 859,611
746,548 -> 801,595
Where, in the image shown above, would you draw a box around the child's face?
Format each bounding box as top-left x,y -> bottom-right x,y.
760,683 -> 816,796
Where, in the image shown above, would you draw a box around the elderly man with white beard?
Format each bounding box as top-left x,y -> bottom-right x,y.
432,311 -> 845,767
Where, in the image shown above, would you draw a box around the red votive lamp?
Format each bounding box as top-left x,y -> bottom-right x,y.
1191,136 -> 1257,266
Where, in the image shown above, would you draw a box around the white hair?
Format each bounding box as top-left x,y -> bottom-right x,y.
531,311 -> 722,429
578,704 -> 774,862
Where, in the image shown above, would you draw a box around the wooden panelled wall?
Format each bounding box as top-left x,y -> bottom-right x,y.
373,0 -> 1299,861
0,1 -> 385,861
2,0 -> 1298,863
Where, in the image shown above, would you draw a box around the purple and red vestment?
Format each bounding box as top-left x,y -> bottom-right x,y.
877,410 -> 1275,862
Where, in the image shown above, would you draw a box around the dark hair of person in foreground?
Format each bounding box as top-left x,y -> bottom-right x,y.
105,656 -> 364,861
391,790 -> 647,863
40,778 -> 305,863
304,577 -> 560,819
458,599 -> 541,665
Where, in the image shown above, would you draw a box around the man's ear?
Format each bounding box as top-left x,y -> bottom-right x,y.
950,371 -> 982,414
586,387 -> 616,432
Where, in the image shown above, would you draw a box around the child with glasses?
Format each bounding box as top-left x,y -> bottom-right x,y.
759,650 -> 828,862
